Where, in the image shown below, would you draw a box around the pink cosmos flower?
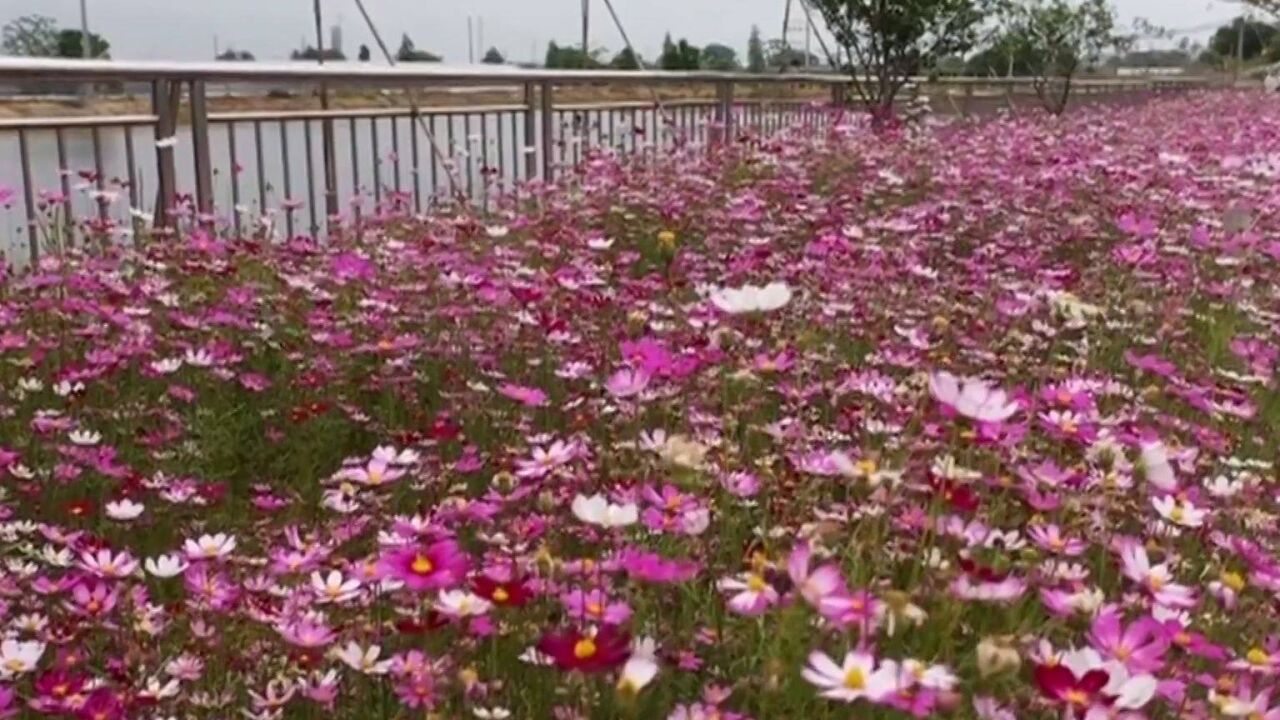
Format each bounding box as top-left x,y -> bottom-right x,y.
1027,524 -> 1087,556
1117,542 -> 1196,608
561,587 -> 633,625
928,371 -> 1019,423
497,382 -> 548,407
787,542 -> 848,608
604,367 -> 651,399
377,540 -> 471,592
1087,610 -> 1168,674
717,572 -> 780,616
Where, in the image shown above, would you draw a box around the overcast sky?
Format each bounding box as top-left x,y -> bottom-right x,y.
1,0 -> 1250,64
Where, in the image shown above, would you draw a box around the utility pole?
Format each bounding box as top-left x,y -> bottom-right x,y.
582,0 -> 590,68
468,16 -> 475,63
478,17 -> 484,59
1235,12 -> 1247,85
313,0 -> 338,223
79,0 -> 92,103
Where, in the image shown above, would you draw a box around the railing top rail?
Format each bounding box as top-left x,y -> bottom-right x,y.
0,113 -> 159,130
0,58 -> 1215,88
0,58 -> 848,85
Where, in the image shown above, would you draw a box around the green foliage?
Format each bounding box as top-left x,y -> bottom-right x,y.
215,49 -> 255,62
747,25 -> 767,72
1000,0 -> 1126,115
659,33 -> 701,70
395,34 -> 440,63
610,47 -> 642,70
809,0 -> 993,115
700,43 -> 740,71
482,47 -> 506,64
1208,18 -> 1278,62
1,15 -> 110,59
545,41 -> 603,69
358,44 -> 371,62
56,29 -> 110,59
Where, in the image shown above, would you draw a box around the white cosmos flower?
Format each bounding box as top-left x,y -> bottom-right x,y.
331,641 -> 391,675
105,499 -> 145,521
587,237 -> 615,250
183,533 -> 236,560
68,429 -> 101,446
149,358 -> 183,375
801,650 -> 898,703
1151,495 -> 1206,528
434,589 -> 492,617
928,371 -> 1019,423
311,570 -> 362,603
485,225 -> 510,238
1140,441 -> 1178,492
1203,475 -> 1242,498
710,281 -> 792,314
0,639 -> 44,677
617,653 -> 659,693
145,554 -> 190,578
473,708 -> 512,720
571,494 -> 638,528
79,548 -> 139,578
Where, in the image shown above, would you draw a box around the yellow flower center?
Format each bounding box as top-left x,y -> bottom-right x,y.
1247,648 -> 1270,666
573,639 -> 597,659
843,668 -> 865,690
746,574 -> 768,592
1056,390 -> 1073,405
1169,505 -> 1184,522
410,556 -> 434,575
1222,571 -> 1246,593
1065,689 -> 1090,707
1147,573 -> 1165,591
366,468 -> 384,485
587,602 -> 605,617
855,459 -> 878,477
492,587 -> 509,603
2,659 -> 25,672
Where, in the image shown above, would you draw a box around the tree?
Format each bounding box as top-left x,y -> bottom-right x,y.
1,14 -> 59,57
765,39 -> 821,69
659,33 -> 681,69
55,29 -> 110,59
482,47 -> 506,64
677,39 -> 701,69
701,43 -> 740,70
810,0 -> 993,119
965,31 -> 1038,75
358,44 -> 371,62
747,25 -> 767,72
1001,0 -> 1126,115
396,34 -> 440,62
215,48 -> 255,61
1208,18 -> 1277,63
545,41 -> 602,68
610,47 -> 642,69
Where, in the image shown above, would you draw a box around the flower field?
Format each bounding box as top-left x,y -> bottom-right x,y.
3,91 -> 1280,719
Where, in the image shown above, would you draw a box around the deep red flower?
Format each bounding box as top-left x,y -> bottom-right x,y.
474,575 -> 532,607
1035,663 -> 1109,710
537,626 -> 631,673
76,688 -> 124,720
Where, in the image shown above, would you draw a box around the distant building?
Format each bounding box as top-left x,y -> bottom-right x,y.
1115,67 -> 1186,77
330,25 -> 343,57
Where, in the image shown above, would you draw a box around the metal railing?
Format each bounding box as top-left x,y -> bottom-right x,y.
0,58 -> 1211,263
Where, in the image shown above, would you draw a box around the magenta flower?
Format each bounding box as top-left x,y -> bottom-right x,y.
1087,610 -> 1168,674
497,382 -> 548,407
377,540 -> 471,591
604,367 -> 651,398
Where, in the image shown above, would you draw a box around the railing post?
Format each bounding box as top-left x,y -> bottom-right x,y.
18,130 -> 37,264
962,83 -> 973,117
714,80 -> 735,145
523,82 -> 538,181
539,80 -> 554,183
829,82 -> 847,108
189,80 -> 214,217
151,79 -> 179,228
